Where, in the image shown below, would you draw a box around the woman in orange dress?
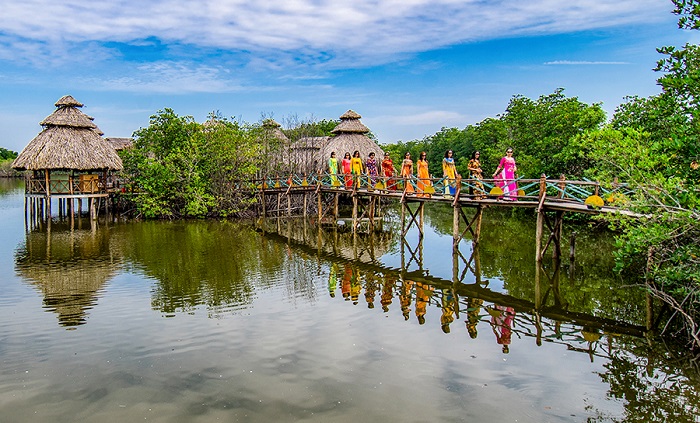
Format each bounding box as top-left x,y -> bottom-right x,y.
400,152 -> 414,194
381,152 -> 396,190
416,151 -> 431,197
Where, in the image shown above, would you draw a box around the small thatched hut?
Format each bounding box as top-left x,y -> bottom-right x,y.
320,110 -> 384,170
12,95 -> 123,218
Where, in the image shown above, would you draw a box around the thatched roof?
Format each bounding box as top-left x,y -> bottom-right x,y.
262,118 -> 289,142
331,109 -> 370,134
12,96 -> 123,171
321,110 -> 383,164
105,137 -> 133,151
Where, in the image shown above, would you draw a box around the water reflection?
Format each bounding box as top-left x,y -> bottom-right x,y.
14,222 -> 119,327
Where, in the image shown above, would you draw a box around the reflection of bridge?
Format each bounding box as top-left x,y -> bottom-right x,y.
256,218 -> 650,345
252,173 -> 640,264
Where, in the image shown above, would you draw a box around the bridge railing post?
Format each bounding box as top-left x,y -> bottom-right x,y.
557,174 -> 566,199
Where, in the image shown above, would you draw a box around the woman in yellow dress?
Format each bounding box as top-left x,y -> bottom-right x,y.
328,152 -> 339,187
400,152 -> 414,194
442,150 -> 457,198
416,151 -> 431,198
468,151 -> 485,199
350,150 -> 364,188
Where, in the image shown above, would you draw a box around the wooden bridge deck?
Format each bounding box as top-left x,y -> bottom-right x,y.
252,172 -> 642,217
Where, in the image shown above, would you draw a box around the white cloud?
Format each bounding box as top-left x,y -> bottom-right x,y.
372,110 -> 467,127
88,62 -> 241,93
0,0 -> 673,68
544,60 -> 631,65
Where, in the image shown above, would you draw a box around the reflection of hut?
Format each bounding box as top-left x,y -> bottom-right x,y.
320,110 -> 384,166
14,226 -> 119,328
12,95 -> 123,220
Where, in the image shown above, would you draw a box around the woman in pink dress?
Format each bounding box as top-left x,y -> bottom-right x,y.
492,148 -> 517,200
341,152 -> 352,189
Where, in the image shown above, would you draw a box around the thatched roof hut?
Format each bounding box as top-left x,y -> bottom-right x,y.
320,110 -> 383,168
12,95 -> 123,172
105,137 -> 133,151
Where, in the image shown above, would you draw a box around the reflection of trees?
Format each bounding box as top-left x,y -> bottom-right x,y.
110,221 -> 269,315
15,223 -> 120,327
422,204 -> 647,324
0,178 -> 23,196
588,338 -> 700,423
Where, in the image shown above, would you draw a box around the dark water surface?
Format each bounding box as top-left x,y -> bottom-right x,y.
1,179 -> 699,423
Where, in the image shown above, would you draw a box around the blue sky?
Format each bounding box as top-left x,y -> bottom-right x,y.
0,0 -> 691,153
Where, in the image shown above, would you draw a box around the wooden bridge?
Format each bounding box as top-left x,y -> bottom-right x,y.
251,172 -> 639,264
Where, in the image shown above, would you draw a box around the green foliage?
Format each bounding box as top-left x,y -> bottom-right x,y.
121,109 -> 261,218
382,89 -> 605,179
0,148 -> 17,160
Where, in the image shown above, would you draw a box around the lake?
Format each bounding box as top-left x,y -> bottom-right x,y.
1,179 -> 699,423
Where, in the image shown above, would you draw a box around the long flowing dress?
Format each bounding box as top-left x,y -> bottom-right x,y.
328,157 -> 339,187
381,158 -> 395,190
351,157 -> 363,188
416,159 -> 431,197
468,158 -> 485,199
342,158 -> 352,188
442,157 -> 457,196
365,157 -> 378,186
401,159 -> 414,193
497,156 -> 517,199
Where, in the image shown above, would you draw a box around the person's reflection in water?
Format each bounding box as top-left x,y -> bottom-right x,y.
440,288 -> 456,333
415,282 -> 434,325
364,271 -> 378,309
350,267 -> 361,305
465,297 -> 484,339
342,264 -> 352,301
380,275 -> 395,312
328,263 -> 339,298
399,279 -> 413,320
490,304 -> 515,354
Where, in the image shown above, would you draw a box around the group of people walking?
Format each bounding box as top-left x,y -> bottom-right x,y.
327,147 -> 518,200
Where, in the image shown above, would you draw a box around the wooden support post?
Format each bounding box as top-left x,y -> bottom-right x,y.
535,210 -> 544,263
352,195 -> 358,234
418,202 -> 424,239
401,201 -> 406,236
287,193 -> 291,216
303,192 -> 308,218
552,210 -> 563,261
453,204 -> 460,249
276,193 -> 281,217
535,174 -> 547,263
368,197 -> 375,232
317,192 -> 322,222
473,206 -> 483,245
557,174 -> 566,199
334,192 -> 339,218
46,196 -> 51,219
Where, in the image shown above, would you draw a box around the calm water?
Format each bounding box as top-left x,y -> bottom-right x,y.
1,179 -> 699,423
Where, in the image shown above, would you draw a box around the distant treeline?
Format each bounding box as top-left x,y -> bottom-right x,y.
0,148 -> 19,177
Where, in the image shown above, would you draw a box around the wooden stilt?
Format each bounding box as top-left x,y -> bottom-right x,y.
287,194 -> 291,216
473,206 -> 483,245
317,192 -> 322,222
277,193 -> 281,217
418,202 -> 424,239
334,192 -> 339,218
453,204 -> 460,249
303,193 -> 308,218
535,211 -> 544,263
352,195 -> 358,234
